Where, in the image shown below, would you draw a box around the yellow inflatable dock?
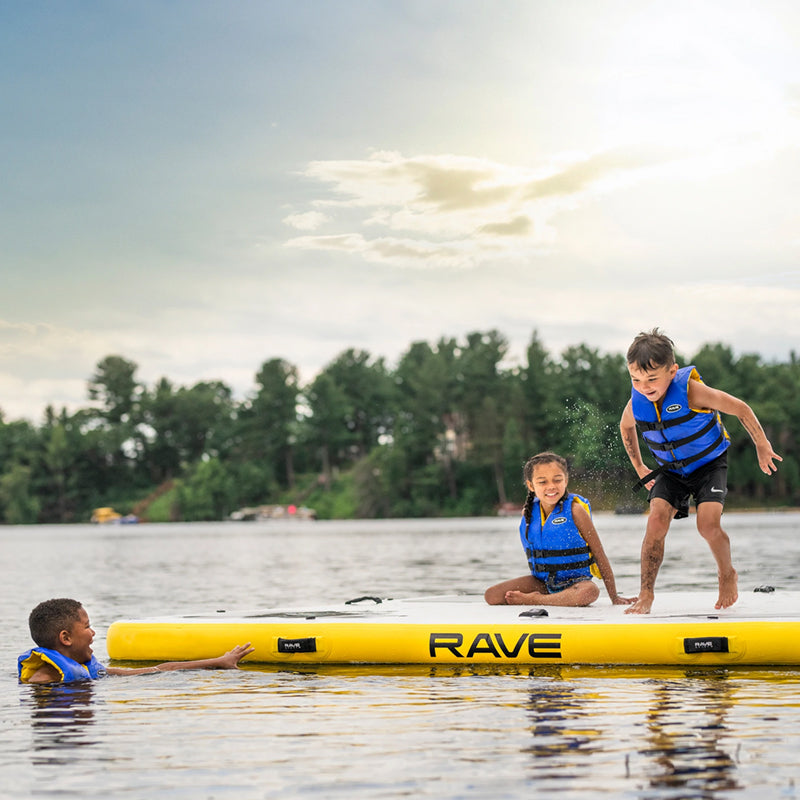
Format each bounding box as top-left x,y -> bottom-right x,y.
107,589 -> 800,667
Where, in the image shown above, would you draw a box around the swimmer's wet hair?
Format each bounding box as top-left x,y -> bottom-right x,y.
28,598 -> 84,649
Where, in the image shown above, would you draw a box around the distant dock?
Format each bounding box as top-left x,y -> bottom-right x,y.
228,504 -> 316,521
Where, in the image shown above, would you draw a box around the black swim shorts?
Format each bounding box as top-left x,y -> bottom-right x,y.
648,452 -> 728,520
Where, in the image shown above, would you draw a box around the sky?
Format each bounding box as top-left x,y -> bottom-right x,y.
2,0 -> 800,423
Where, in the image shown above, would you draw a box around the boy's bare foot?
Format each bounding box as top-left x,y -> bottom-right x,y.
715,569 -> 738,609
625,591 -> 654,615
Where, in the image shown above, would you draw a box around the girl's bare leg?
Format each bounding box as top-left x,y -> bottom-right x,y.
505,579 -> 599,607
486,575 -> 600,607
484,575 -> 543,605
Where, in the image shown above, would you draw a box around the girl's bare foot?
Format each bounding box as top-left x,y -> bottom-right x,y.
505,590 -> 547,605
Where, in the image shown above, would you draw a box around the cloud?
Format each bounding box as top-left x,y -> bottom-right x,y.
282,210 -> 330,231
285,232 -> 477,270
479,216 -> 533,237
522,146 -> 678,199
406,160 -> 517,212
283,148 -> 679,269
788,83 -> 800,115
0,320 -> 83,368
0,314 -> 265,422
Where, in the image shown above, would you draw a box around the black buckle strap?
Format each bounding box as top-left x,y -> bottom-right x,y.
530,545 -> 590,559
636,409 -> 697,432
644,414 -> 719,453
632,465 -> 666,492
536,557 -> 595,576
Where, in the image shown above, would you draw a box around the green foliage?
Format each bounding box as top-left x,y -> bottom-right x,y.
142,486 -> 180,523
1,329 -> 798,522
0,463 -> 41,524
175,458 -> 236,521
302,349 -> 396,483
87,355 -> 141,424
298,470 -> 358,520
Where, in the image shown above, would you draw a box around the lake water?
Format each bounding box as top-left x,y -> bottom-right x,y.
2,512 -> 800,798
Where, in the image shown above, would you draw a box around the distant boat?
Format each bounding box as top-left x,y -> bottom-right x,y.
496,502 -> 523,517
228,504 -> 316,521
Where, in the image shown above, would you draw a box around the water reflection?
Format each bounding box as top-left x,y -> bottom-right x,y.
24,683 -> 98,764
523,673 -> 601,783
530,685 -> 595,752
639,671 -> 740,797
4,517 -> 800,800
513,666 -> 743,794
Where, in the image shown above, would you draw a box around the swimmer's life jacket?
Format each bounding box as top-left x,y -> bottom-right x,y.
17,647 -> 106,683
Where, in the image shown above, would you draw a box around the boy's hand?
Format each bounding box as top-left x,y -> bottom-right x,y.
218,643 -> 254,669
635,465 -> 656,491
757,443 -> 782,475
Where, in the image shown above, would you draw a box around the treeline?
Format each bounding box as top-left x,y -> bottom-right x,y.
1,330 -> 798,524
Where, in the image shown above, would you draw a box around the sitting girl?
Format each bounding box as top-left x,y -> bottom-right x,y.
485,451 -> 635,607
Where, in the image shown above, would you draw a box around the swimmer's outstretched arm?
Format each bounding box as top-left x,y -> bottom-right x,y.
106,643 -> 254,676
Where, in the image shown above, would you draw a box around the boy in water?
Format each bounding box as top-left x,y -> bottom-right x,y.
619,329 -> 781,614
18,598 -> 254,683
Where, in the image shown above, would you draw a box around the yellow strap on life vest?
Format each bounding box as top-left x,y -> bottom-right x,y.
571,496 -> 602,579
19,651 -> 65,683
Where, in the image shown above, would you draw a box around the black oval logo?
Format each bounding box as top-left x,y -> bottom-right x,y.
666,404 -> 682,413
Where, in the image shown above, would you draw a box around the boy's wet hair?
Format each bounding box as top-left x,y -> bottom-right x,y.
29,598 -> 84,649
626,328 -> 676,371
522,451 -> 569,523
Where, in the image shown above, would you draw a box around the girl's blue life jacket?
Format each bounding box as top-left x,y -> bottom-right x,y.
519,492 -> 599,591
631,365 -> 729,488
18,647 -> 106,683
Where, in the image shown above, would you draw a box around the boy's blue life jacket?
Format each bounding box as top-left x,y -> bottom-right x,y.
18,647 -> 106,684
631,365 -> 730,486
519,493 -> 597,591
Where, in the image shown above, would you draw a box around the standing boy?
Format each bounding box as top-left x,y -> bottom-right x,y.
619,329 -> 781,614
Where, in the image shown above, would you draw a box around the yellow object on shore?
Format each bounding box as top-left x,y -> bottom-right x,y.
91,507 -> 122,524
